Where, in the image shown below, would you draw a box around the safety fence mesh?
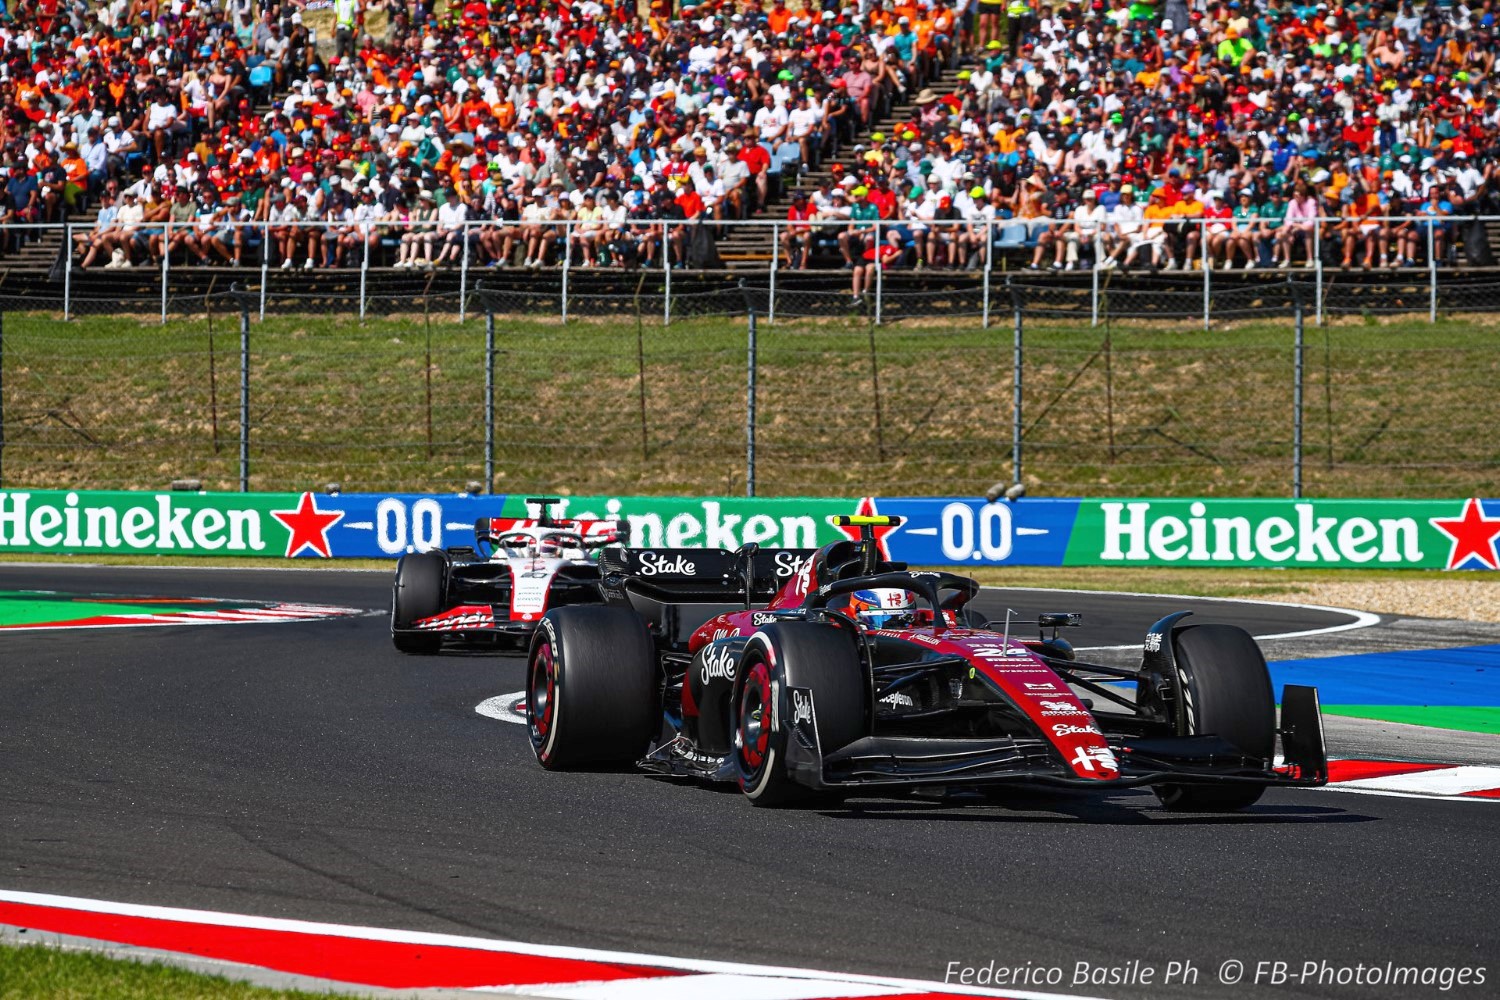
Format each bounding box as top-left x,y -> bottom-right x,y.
2,280 -> 1498,497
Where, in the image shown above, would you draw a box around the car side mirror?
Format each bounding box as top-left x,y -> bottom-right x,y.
1038,613 -> 1083,628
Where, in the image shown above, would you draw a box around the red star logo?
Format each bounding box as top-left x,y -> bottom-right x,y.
1429,498 -> 1500,570
831,497 -> 900,559
271,492 -> 345,559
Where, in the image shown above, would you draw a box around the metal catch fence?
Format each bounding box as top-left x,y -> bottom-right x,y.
2,270 -> 1497,500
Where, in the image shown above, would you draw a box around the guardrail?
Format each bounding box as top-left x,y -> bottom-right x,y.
10,213 -> 1497,325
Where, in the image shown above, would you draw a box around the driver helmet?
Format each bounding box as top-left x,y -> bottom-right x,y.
847,588 -> 917,629
536,536 -> 563,558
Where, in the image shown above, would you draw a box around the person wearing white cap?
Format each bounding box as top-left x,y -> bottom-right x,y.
521,187 -> 556,269
1057,187 -> 1105,270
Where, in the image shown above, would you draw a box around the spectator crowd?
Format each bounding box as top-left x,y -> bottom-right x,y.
0,0 -> 1495,277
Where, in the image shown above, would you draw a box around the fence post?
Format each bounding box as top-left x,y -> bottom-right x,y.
359,222 -> 369,321
663,220 -> 672,326
259,221 -> 269,320
561,221 -> 571,324
1313,221 -> 1324,325
1008,277 -> 1023,487
873,219 -> 883,326
459,221 -> 470,323
981,218 -> 993,329
768,222 -> 778,325
161,221 -> 170,323
1427,221 -> 1438,323
63,223 -> 73,321
238,289 -> 251,492
485,305 -> 496,492
745,282 -> 758,498
1201,219 -> 1210,331
1292,280 -> 1304,500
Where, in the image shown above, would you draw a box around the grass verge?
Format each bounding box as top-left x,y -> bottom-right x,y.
5,311 -> 1498,498
0,939 -> 359,1000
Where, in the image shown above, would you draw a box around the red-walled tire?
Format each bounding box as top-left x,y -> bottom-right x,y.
527,607 -> 656,770
735,621 -> 868,807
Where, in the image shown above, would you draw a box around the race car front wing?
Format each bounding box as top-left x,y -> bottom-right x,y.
779,683 -> 1328,793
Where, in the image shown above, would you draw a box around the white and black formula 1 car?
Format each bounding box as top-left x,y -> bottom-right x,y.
523,516 -> 1329,812
389,497 -> 629,654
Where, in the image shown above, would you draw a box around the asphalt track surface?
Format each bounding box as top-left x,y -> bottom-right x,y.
2,565 -> 1494,1000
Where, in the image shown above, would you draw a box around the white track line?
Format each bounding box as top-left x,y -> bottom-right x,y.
8,563 -> 1382,649
1328,765 -> 1500,796
984,586 -> 1381,651
476,694 -> 527,726
511,973 -> 905,999
0,890 -> 1111,1000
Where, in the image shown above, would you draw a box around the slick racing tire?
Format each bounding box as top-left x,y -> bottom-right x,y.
527,607 -> 656,770
735,622 -> 868,807
1155,623 -> 1276,812
391,551 -> 446,654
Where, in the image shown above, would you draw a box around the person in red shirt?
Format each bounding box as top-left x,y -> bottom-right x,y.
867,176 -> 898,219
739,139 -> 771,209
675,183 -> 705,221
1341,114 -> 1377,153
1201,191 -> 1234,270
782,190 -> 815,268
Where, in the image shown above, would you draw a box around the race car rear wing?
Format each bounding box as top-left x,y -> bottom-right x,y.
474,517 -> 628,547
599,545 -> 817,604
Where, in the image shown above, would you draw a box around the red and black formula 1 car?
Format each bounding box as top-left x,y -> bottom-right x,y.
389,498 -> 629,654
524,516 -> 1328,811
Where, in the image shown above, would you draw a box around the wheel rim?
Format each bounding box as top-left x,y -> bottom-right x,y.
736,661 -> 773,777
528,643 -> 556,755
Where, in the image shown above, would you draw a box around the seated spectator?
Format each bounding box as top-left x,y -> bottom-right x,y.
76,193 -> 121,270
0,0 -> 1485,278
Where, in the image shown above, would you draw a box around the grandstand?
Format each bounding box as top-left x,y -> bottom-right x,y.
3,0 -> 1498,283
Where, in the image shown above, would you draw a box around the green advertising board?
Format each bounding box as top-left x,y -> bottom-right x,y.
1064,498 -> 1498,570
0,490 -> 294,555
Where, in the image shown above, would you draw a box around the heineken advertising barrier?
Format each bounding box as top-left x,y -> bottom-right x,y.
0,491 -> 1496,571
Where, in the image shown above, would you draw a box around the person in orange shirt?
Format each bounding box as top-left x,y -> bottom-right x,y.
914,13 -> 936,56
1175,184 -> 1207,271
16,80 -> 47,123
1131,188 -> 1174,269
253,143 -> 282,178
993,124 -> 1025,155
493,98 -> 517,131
930,1 -> 956,60
60,143 -> 90,210
1340,181 -> 1385,270
766,0 -> 793,35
